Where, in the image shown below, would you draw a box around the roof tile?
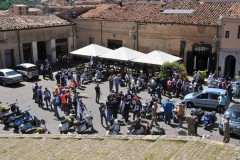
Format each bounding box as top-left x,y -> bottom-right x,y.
78,2 -> 236,26
0,15 -> 71,31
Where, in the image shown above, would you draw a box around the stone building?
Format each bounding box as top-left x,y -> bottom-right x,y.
74,2 -> 235,73
219,2 -> 240,78
0,15 -> 74,68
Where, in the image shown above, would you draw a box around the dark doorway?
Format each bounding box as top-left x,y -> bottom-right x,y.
224,55 -> 236,78
23,43 -> 32,63
107,39 -> 122,50
5,49 -> 14,68
186,51 -> 194,74
56,38 -> 68,58
37,41 -> 46,61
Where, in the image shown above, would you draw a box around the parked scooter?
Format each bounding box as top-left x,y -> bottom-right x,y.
35,119 -> 51,134
13,110 -> 32,132
19,114 -> 41,133
106,119 -> 120,135
140,99 -> 151,118
59,112 -> 76,134
203,111 -> 217,129
157,106 -> 165,120
73,112 -> 94,133
127,119 -> 165,135
191,108 -> 205,122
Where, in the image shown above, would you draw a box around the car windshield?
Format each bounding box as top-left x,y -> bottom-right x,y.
224,110 -> 240,121
5,71 -> 18,76
193,90 -> 203,96
28,66 -> 37,71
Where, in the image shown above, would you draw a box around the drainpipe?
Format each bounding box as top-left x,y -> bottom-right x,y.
101,21 -> 103,46
136,21 -> 138,51
72,24 -> 75,51
17,30 -> 21,64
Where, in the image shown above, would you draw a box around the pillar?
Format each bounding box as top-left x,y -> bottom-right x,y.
32,41 -> 38,64
51,39 -> 56,63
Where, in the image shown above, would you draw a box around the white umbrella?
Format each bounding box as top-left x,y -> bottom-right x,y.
132,50 -> 182,65
70,44 -> 112,57
100,47 -> 145,61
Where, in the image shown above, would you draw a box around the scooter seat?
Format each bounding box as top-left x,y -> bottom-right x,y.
14,115 -> 23,119
61,119 -> 68,124
73,120 -> 81,125
80,119 -> 86,125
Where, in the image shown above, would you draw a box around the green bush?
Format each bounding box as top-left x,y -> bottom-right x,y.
158,62 -> 189,81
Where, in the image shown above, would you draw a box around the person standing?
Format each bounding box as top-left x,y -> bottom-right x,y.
114,75 -> 120,95
151,102 -> 159,127
76,70 -> 81,89
99,103 -> 108,127
163,99 -> 174,125
111,97 -> 119,119
43,87 -> 52,110
32,82 -> 38,103
95,83 -> 101,103
227,83 -> 233,101
218,93 -> 227,114
186,111 -> 196,136
223,116 -> 231,143
50,94 -> 60,119
108,75 -> 114,92
123,100 -> 130,123
37,86 -> 43,108
133,99 -> 141,120
55,72 -> 61,85
175,102 -> 184,128
60,91 -> 68,115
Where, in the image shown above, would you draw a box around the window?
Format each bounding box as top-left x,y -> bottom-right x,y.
89,37 -> 94,44
238,26 -> 240,38
225,31 -> 229,38
0,72 -> 4,76
196,93 -> 208,99
209,94 -> 218,100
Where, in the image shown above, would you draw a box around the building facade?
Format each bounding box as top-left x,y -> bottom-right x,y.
75,2 -> 235,74
0,15 -> 75,68
219,3 -> 240,78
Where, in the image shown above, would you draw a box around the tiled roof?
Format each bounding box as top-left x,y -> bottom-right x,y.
224,2 -> 240,18
78,2 -> 236,26
0,15 -> 71,31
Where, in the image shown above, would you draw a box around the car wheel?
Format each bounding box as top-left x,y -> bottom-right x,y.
2,81 -> 6,86
186,102 -> 194,108
219,130 -> 223,136
23,76 -> 28,81
36,76 -> 39,80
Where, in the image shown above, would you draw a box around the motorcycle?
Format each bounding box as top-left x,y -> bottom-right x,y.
19,114 -> 41,134
140,99 -> 151,118
191,108 -> 204,123
106,119 -> 120,135
157,107 -> 165,120
127,119 -> 165,135
203,111 -> 217,129
59,112 -> 76,134
172,108 -> 178,123
73,112 -> 94,133
35,119 -> 51,134
13,110 -> 32,132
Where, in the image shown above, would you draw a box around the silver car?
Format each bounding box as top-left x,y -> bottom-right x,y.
0,69 -> 23,86
219,104 -> 240,136
183,88 -> 230,111
15,63 -> 39,81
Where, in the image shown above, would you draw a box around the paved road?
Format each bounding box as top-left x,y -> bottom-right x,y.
0,72 -> 239,145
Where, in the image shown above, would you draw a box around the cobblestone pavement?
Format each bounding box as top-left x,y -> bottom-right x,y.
0,71 -> 239,146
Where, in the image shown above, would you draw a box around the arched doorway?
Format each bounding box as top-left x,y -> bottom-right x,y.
224,55 -> 236,78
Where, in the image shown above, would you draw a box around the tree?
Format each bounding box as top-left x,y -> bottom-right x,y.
158,62 -> 189,81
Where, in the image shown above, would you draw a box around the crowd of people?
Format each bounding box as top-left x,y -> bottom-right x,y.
30,59 -> 234,143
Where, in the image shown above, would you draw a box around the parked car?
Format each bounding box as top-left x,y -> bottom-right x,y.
15,63 -> 39,81
183,88 -> 230,111
219,104 -> 240,136
0,69 -> 23,86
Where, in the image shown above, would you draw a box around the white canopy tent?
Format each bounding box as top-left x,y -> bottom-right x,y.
70,44 -> 113,57
100,47 -> 145,61
132,50 -> 182,65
